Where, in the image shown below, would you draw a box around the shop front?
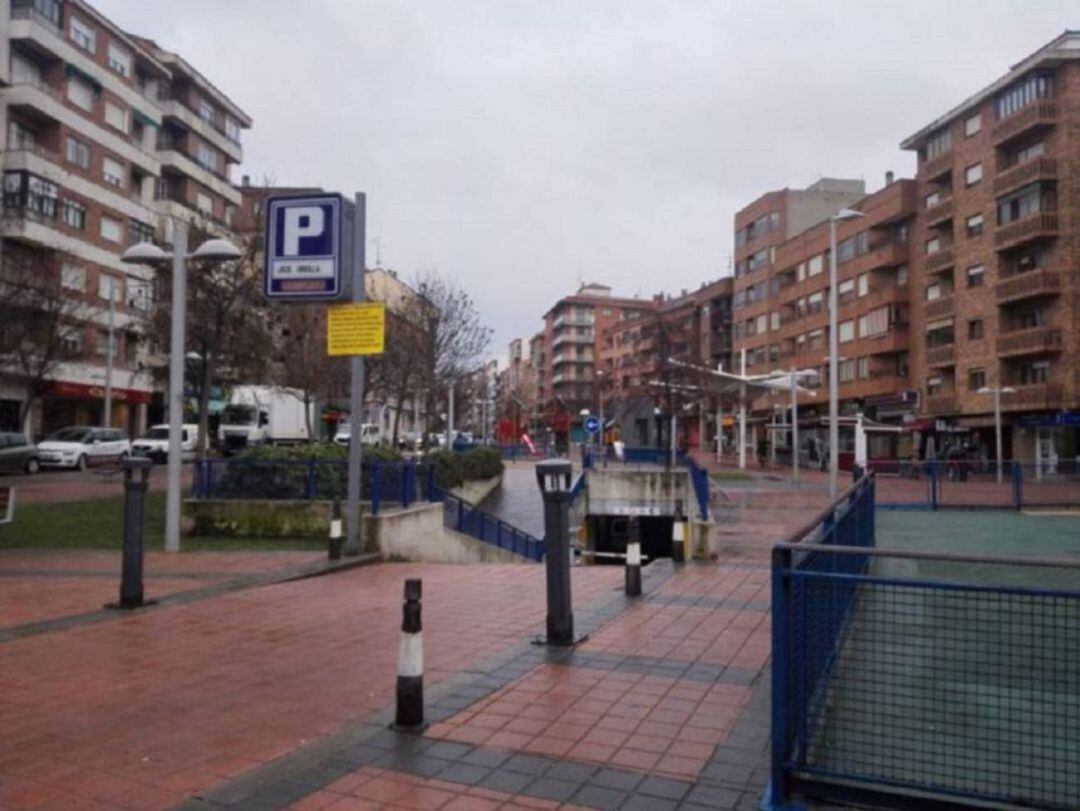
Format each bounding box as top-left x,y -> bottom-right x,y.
1014,412 -> 1080,475
41,381 -> 151,439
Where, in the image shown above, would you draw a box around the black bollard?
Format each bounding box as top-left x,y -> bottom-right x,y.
625,517 -> 642,596
118,456 -> 153,609
537,459 -> 575,646
395,578 -> 424,729
672,499 -> 686,563
328,497 -> 343,560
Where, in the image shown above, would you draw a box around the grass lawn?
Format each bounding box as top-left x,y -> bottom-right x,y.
0,491 -> 325,552
710,470 -> 752,481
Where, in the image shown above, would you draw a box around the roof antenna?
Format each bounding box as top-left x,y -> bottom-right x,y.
372,236 -> 382,268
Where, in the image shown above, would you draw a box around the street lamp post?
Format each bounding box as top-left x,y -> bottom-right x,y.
977,386 -> 1016,483
122,230 -> 242,553
828,208 -> 864,498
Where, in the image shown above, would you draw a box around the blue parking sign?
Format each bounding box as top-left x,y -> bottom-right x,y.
264,193 -> 344,300
584,416 -> 601,434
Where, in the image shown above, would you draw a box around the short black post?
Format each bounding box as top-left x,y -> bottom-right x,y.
395,578 -> 424,729
328,497 -> 343,560
537,459 -> 575,646
625,517 -> 642,596
119,457 -> 152,608
672,499 -> 686,563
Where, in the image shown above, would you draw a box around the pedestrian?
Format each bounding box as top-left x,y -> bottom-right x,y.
756,436 -> 767,468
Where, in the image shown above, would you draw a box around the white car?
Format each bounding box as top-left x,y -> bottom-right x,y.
333,422 -> 384,446
132,424 -> 200,463
38,427 -> 131,471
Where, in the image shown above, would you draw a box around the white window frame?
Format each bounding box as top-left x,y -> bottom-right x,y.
102,157 -> 124,187
965,163 -> 983,187
100,216 -> 122,244
857,273 -> 869,297
839,320 -> 855,343
196,192 -> 213,215
61,264 -> 86,292
104,101 -> 128,133
70,15 -> 96,53
107,42 -> 131,77
67,75 -> 95,112
66,136 -> 90,169
964,113 -> 981,137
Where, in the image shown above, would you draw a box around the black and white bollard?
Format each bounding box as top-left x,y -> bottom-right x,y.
395,578 -> 424,729
537,460 -> 575,646
328,497 -> 343,560
625,517 -> 642,597
672,500 -> 686,563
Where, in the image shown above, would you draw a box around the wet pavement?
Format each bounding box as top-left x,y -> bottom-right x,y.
479,463 -> 566,539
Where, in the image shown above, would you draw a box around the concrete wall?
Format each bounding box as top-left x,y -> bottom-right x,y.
451,474 -> 502,505
368,502 -> 528,564
586,468 -> 693,514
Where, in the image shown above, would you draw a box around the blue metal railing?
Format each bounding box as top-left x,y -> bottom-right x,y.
872,459 -> 1079,510
442,493 -> 545,561
192,458 -> 440,515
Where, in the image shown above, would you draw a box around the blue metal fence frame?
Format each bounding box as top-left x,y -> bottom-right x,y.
873,460 -> 1080,511
442,493 -> 545,561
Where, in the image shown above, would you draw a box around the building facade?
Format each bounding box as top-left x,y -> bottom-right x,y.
902,30 -> 1080,466
0,0 -> 250,437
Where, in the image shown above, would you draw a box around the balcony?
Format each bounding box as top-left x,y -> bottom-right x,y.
991,102 -> 1057,146
1000,383 -> 1065,411
551,332 -> 593,348
993,157 -> 1057,196
553,314 -> 594,329
924,198 -> 954,227
995,212 -> 1058,251
925,393 -> 958,416
922,151 -> 952,181
995,269 -> 1061,305
996,326 -> 1063,358
925,344 -> 956,367
924,296 -> 954,320
861,240 -> 909,271
924,247 -> 954,274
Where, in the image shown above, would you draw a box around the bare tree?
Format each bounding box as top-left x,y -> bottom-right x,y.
273,304 -> 349,440
0,246 -> 99,433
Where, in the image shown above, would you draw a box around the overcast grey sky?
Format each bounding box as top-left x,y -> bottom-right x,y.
99,0 -> 1073,357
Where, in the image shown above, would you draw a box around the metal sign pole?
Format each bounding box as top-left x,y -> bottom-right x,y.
345,193 -> 367,556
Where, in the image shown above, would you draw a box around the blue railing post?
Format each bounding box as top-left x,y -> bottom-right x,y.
1013,461 -> 1023,510
371,463 -> 382,516
930,461 -> 939,510
457,497 -> 464,531
403,462 -> 415,507
769,545 -> 793,808
305,460 -> 316,500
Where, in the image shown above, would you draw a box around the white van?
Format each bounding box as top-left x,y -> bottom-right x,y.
332,422 -> 384,446
132,424 -> 200,463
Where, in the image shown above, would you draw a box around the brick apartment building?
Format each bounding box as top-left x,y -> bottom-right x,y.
902,29 -> 1080,466
0,0 -> 250,437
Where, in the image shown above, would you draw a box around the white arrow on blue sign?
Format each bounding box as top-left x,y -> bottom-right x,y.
584,416 -> 601,434
264,193 -> 345,300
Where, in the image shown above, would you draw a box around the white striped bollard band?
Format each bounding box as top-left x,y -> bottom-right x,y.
625,540 -> 642,597
395,578 -> 424,728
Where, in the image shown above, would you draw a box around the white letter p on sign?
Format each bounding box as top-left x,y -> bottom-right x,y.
283,206 -> 325,255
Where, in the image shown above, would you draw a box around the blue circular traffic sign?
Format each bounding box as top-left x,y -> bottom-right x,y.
584,416 -> 601,434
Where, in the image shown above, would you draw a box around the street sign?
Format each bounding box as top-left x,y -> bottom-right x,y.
327,302 -> 386,356
264,193 -> 345,300
584,416 -> 601,434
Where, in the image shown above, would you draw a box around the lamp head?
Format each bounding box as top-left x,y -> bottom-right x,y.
121,242 -> 171,265
833,207 -> 864,222
190,238 -> 243,263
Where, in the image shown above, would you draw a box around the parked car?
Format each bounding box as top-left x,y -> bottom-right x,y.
0,432 -> 40,474
37,427 -> 131,470
132,424 -> 200,463
333,422 -> 385,447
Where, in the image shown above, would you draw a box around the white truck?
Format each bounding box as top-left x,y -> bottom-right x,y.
218,386 -> 312,452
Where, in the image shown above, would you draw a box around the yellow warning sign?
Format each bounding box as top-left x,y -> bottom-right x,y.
327,302 -> 386,356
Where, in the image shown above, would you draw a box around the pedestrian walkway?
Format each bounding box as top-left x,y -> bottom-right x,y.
0,526 -> 778,810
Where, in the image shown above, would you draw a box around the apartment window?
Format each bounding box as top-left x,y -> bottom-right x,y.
896,264 -> 909,286
125,279 -> 150,311
857,274 -> 869,297
968,369 -> 986,391
927,376 -> 943,395
837,232 -> 868,263
858,307 -> 889,338
964,113 -> 982,137
98,274 -> 122,302
61,328 -> 84,355
196,142 -> 218,172
102,157 -> 123,187
198,98 -> 215,124
129,218 -> 154,246
61,264 -> 86,292
807,255 -> 823,277
995,71 -> 1053,121
838,359 -> 856,383
857,357 -> 869,379
95,329 -> 115,357
1013,141 -> 1045,165
1018,306 -> 1049,329
1015,247 -> 1048,274
1018,361 -> 1050,385
602,308 -> 612,317
807,329 -> 823,350
926,319 -> 955,348
997,182 -> 1052,224
67,75 -> 95,112
797,262 -> 807,282
966,265 -> 985,288
104,101 -> 128,133
65,137 -> 90,170
925,191 -> 941,209
107,43 -> 131,77
926,283 -> 942,301
839,320 -> 855,343
196,192 -> 213,215
838,279 -> 855,302
3,170 -> 58,217
926,127 -> 952,160
60,199 -> 86,230
964,163 -> 983,187
755,314 -> 767,334
770,312 -> 780,331
807,291 -> 824,314
965,213 -> 984,237
7,120 -> 37,151
925,236 -> 941,255
70,15 -> 96,53
968,319 -> 984,340
100,216 -> 122,243
225,116 -> 241,143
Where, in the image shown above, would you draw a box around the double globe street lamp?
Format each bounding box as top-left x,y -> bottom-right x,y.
122,223 -> 242,552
